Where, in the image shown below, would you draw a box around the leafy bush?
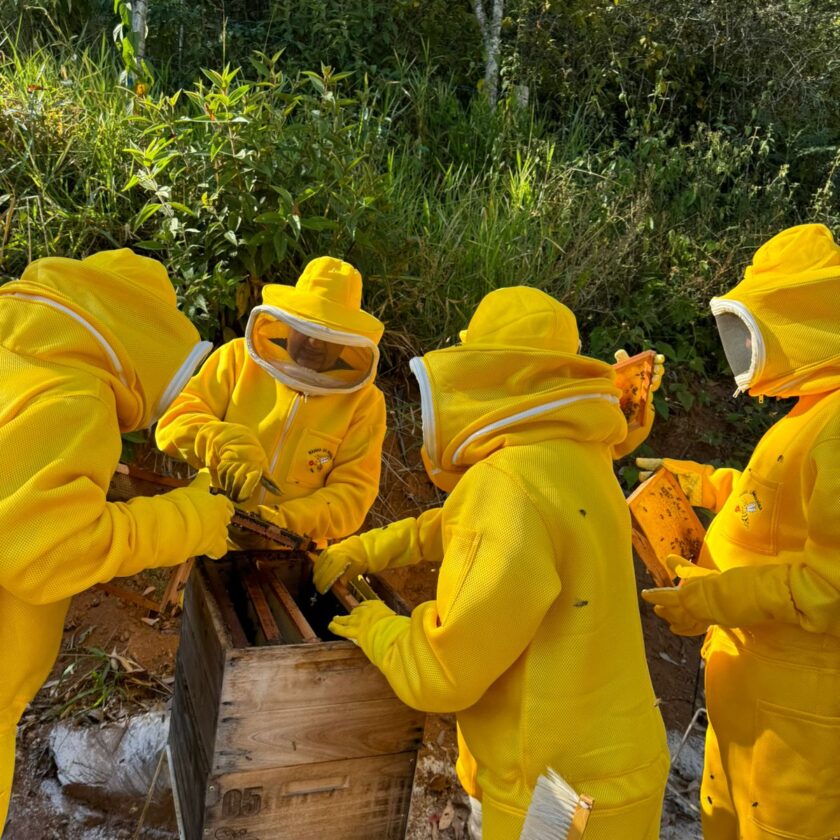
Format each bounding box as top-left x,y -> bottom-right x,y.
0,43 -> 136,277
1,7 -> 838,421
122,57 -> 390,335
143,0 -> 481,92
0,0 -> 112,48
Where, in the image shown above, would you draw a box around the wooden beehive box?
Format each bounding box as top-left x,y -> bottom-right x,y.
169,552 -> 424,840
627,468 -> 706,587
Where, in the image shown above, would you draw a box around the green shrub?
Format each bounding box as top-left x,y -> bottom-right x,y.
122,57 -> 390,336
1,25 -> 837,401
0,42 -> 136,277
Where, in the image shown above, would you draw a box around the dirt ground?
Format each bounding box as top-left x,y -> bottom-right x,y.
6,381 -> 716,839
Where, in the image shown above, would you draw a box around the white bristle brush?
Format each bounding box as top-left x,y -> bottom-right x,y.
519,769 -> 593,840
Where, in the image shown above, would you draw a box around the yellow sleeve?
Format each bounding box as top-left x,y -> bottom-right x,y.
0,395 -> 222,605
662,458 -> 741,512
792,442 -> 840,634
269,388 -> 387,541
681,439 -> 840,635
155,342 -> 239,468
361,462 -> 561,713
350,507 -> 445,574
612,403 -> 653,459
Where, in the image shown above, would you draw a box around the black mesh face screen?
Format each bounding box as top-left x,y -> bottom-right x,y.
715,312 -> 754,379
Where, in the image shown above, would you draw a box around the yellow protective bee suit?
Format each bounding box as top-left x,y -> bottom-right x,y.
0,250 -> 233,834
643,224 -> 840,838
327,287 -> 669,840
155,258 -> 387,543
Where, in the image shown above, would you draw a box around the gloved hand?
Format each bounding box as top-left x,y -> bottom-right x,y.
611,349 -> 666,458
328,600 -> 397,658
312,536 -> 368,594
195,421 -> 267,502
613,349 -> 666,394
641,554 -> 719,636
635,457 -> 716,508
174,473 -> 235,559
635,456 -> 664,483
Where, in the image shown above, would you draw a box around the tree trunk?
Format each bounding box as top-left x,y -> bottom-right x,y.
131,0 -> 148,64
473,0 -> 504,108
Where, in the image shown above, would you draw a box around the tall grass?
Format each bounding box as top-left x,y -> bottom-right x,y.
0,39 -> 136,272
0,38 -> 835,389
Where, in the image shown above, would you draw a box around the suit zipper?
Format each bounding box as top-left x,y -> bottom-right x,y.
257,393 -> 303,506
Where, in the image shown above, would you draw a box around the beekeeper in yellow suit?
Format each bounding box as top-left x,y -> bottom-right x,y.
315,286 -> 670,840
641,223 -> 840,838
0,250 -> 234,834
155,257 -> 386,544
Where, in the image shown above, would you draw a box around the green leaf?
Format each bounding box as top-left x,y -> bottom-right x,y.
300,216 -> 338,231
303,73 -> 326,95
135,203 -> 163,226
169,202 -> 196,216
255,211 -> 288,224
653,393 -> 670,420
295,186 -> 321,204
656,341 -> 677,359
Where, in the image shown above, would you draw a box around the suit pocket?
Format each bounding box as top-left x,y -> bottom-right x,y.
718,471 -> 781,555
287,428 -> 342,489
749,700 -> 840,838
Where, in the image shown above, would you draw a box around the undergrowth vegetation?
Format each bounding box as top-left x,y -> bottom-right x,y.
1,1 -> 839,467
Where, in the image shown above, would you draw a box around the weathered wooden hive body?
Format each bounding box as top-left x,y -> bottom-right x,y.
169,552 -> 424,840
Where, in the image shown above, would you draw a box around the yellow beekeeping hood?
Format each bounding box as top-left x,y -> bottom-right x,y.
711,223 -> 840,398
411,286 -> 625,490
246,256 -> 384,395
0,249 -> 211,431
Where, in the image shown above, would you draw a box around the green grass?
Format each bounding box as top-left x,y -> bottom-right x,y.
0,38 -> 137,274
0,33 -> 837,454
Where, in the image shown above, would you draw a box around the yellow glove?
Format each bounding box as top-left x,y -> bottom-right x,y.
312,536 -> 368,594
257,502 -> 287,529
642,554 -> 720,636
195,421 -> 267,502
635,456 -> 717,508
635,456 -> 663,483
173,473 -> 235,559
328,600 -> 403,663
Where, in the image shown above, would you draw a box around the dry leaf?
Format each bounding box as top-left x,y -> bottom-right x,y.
142,586 -> 156,597
659,651 -> 681,665
109,648 -> 145,673
428,773 -> 449,792
439,801 -> 456,830
140,616 -> 159,627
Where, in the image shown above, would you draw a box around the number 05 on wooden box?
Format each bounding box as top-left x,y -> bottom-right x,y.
168,553 -> 425,840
